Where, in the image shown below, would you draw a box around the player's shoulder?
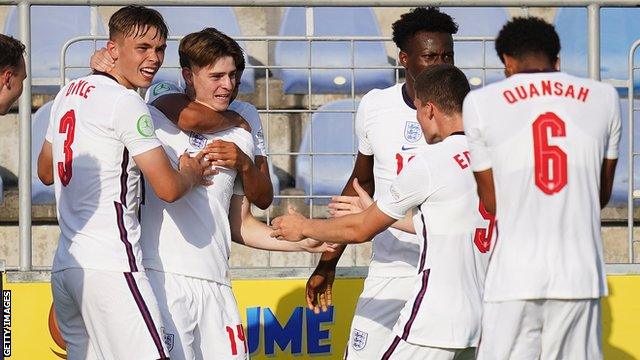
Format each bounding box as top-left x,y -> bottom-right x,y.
145,80 -> 183,103
360,83 -> 402,105
228,99 -> 254,112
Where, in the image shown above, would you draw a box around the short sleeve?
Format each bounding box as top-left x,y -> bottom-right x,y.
355,96 -> 373,156
113,93 -> 162,157
377,156 -> 431,219
231,101 -> 266,157
605,89 -> 621,160
463,92 -> 492,172
144,81 -> 184,104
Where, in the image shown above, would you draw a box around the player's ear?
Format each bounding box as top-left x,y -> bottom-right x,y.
553,57 -> 560,71
399,50 -> 408,68
502,54 -> 516,77
106,40 -> 119,61
1,69 -> 11,87
181,67 -> 193,87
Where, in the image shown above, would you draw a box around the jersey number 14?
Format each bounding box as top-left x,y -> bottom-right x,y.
532,112 -> 567,195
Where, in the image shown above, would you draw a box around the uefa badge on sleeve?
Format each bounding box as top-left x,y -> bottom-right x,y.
352,328 -> 368,351
404,121 -> 422,143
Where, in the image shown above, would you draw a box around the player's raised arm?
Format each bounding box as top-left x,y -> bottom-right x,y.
151,93 -> 250,133
90,47 -> 249,134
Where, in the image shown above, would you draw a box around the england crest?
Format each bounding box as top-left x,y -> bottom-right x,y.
404,121 -> 422,143
352,328 -> 368,351
189,131 -> 207,149
161,327 -> 174,352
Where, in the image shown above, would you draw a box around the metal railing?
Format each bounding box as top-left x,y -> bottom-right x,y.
2,0 -> 638,272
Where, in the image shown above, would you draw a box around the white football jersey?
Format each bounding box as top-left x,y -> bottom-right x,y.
463,71 -> 621,301
356,83 -> 428,277
140,106 -> 254,285
377,134 -> 492,348
47,74 -> 162,273
145,81 -> 266,157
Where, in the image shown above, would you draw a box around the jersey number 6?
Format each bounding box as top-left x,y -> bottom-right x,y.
532,112 -> 567,195
57,110 -> 76,186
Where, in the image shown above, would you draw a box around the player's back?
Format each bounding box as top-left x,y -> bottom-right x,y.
48,74 -> 159,273
381,134 -> 493,347
464,71 -> 620,301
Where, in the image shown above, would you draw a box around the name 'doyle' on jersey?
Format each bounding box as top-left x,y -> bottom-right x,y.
502,80 -> 590,105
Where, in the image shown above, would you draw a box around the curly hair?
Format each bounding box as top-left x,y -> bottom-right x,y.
0,34 -> 25,71
392,7 -> 458,51
495,17 -> 560,64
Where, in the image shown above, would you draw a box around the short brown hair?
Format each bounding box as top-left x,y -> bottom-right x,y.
0,34 -> 25,71
414,64 -> 470,114
109,5 -> 168,41
178,28 -> 245,73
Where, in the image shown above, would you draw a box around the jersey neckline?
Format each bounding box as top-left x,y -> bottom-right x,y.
401,83 -> 417,110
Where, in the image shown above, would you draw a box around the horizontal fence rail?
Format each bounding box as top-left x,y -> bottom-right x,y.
2,0 -> 637,274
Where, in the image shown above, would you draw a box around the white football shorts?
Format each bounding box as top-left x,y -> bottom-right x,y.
477,299 -> 601,360
344,275 -> 416,360
147,270 -> 247,360
379,336 -> 475,360
51,268 -> 169,360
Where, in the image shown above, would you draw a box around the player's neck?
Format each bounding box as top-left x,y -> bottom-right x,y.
106,68 -> 135,90
437,114 -> 464,140
512,58 -> 555,75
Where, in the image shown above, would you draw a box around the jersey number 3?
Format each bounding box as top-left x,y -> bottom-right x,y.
57,110 -> 76,186
532,112 -> 567,195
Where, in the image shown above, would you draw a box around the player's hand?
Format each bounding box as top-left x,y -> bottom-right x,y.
306,260 -> 336,314
179,150 -> 213,186
270,206 -> 307,242
90,47 -> 115,73
328,178 -> 373,217
203,140 -> 252,172
297,239 -> 337,253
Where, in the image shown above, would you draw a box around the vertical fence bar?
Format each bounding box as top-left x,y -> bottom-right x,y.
18,0 -> 32,272
628,41 -> 639,264
587,3 -> 600,81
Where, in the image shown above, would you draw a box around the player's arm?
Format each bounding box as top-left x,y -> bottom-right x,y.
37,140 -> 54,185
151,94 -> 251,134
473,169 -> 496,215
329,178 -> 415,233
601,90 -> 622,208
229,195 -> 332,253
134,147 -> 209,203
208,147 -> 273,209
463,93 -> 496,214
90,48 -> 249,134
272,203 -> 396,244
600,159 -> 617,208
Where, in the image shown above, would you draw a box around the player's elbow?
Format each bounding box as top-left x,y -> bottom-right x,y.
156,188 -> 184,203
37,161 -> 54,185
38,169 -> 53,186
251,191 -> 273,210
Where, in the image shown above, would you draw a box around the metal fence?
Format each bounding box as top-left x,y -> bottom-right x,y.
2,0 -> 639,274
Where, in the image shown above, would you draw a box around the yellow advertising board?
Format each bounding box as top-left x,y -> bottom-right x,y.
2,275 -> 639,359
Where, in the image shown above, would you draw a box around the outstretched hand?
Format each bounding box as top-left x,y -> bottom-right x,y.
270,206 -> 307,242
328,178 -> 373,217
306,262 -> 336,314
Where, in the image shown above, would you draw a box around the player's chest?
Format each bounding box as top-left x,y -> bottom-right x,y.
366,112 -> 428,176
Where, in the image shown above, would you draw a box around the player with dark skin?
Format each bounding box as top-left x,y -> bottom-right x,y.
91,49 -> 273,210
307,8 -> 456,314
474,28 -> 616,214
